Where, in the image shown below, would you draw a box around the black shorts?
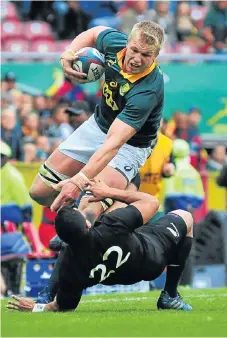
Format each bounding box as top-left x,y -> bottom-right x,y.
151,212 -> 187,247
136,213 -> 187,278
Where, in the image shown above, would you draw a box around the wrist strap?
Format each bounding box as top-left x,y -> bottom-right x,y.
78,172 -> 89,182
69,179 -> 83,191
70,172 -> 90,192
33,303 -> 46,312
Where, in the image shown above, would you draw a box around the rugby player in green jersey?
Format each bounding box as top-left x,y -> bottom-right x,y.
30,21 -> 165,219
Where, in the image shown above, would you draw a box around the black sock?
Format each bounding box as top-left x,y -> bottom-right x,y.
164,237 -> 192,298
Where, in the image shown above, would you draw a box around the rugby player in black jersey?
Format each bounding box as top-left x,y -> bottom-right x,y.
8,179 -> 193,312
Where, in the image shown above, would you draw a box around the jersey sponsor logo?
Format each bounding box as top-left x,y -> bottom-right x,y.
106,59 -> 117,67
103,82 -> 119,111
89,246 -> 131,283
119,83 -> 130,96
91,66 -> 102,81
167,223 -> 179,238
109,81 -> 118,88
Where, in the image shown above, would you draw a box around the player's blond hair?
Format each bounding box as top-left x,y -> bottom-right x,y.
128,21 -> 165,57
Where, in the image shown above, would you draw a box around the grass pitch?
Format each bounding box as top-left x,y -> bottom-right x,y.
1,288 -> 227,337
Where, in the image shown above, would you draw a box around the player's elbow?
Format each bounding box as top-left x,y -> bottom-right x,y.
148,195 -> 160,213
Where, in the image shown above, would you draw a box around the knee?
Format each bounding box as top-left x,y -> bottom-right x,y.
170,209 -> 194,237
29,187 -> 56,207
29,186 -> 42,204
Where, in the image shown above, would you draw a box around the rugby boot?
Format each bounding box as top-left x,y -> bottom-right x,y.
157,290 -> 193,311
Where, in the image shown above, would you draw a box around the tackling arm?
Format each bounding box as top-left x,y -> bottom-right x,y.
84,180 -> 159,224
74,118 -> 137,182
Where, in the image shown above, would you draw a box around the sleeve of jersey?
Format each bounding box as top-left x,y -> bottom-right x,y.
103,205 -> 144,232
117,91 -> 158,131
95,28 -> 127,55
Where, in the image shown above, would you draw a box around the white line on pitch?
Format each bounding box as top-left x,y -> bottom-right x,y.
81,293 -> 227,304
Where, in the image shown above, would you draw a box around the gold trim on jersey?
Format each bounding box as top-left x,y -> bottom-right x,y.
116,48 -> 157,83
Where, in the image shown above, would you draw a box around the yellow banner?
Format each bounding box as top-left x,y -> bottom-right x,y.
14,162 -> 43,227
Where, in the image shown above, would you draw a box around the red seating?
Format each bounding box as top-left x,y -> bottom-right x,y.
30,39 -> 56,53
55,40 -> 72,52
160,43 -> 175,55
43,207 -> 57,223
3,221 -> 17,233
175,42 -> 199,54
23,21 -> 54,41
39,207 -> 57,249
39,223 -> 57,249
22,221 -> 54,259
22,222 -> 45,254
1,2 -> 20,22
1,21 -> 24,41
2,38 -> 30,53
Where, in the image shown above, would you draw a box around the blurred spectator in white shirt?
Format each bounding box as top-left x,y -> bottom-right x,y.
149,1 -> 177,44
119,0 -> 155,35
176,1 -> 203,46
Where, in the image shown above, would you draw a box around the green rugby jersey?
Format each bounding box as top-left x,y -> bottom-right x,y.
95,28 -> 164,148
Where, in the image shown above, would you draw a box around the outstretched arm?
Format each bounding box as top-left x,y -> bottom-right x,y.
7,294 -> 78,313
60,26 -> 109,82
50,119 -> 137,212
84,179 -> 159,224
7,295 -> 58,312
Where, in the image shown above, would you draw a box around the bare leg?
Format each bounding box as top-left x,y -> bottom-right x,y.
30,150 -> 85,206
79,166 -> 128,220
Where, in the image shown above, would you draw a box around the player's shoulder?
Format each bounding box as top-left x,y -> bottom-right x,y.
146,64 -> 164,86
101,205 -> 142,225
97,27 -> 127,41
96,28 -> 127,55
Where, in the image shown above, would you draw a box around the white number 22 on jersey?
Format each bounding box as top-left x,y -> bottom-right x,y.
89,246 -> 131,283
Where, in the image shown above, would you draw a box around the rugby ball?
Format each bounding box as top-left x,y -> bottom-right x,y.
72,47 -> 105,83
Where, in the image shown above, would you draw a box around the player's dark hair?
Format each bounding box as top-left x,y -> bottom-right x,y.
55,206 -> 88,245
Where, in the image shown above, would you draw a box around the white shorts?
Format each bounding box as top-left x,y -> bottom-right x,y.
58,115 -> 154,182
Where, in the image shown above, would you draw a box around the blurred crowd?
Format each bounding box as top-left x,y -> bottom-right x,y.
1,1 -> 227,54
1,72 -> 97,163
162,108 -> 227,173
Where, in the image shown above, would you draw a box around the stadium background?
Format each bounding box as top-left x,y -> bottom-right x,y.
1,0 -> 227,298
